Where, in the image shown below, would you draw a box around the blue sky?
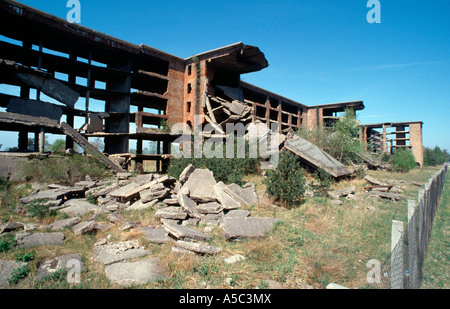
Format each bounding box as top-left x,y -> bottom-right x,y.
2,0 -> 449,151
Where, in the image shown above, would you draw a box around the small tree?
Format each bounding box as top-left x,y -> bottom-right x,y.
264,150 -> 306,207
393,148 -> 417,172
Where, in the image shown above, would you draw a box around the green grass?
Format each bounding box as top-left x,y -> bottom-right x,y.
421,169 -> 450,289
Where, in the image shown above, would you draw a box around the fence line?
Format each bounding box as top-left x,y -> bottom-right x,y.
369,164 -> 448,289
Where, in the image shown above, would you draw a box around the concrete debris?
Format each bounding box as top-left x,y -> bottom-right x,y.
328,187 -> 356,200
10,164 -> 282,285
58,199 -> 100,217
104,257 -> 170,287
364,175 -> 405,201
0,260 -> 28,288
35,253 -> 87,282
174,240 -> 222,255
17,232 -> 65,248
285,136 -> 353,178
181,168 -> 217,203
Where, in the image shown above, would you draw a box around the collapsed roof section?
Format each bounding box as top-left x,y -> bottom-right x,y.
188,42 -> 269,74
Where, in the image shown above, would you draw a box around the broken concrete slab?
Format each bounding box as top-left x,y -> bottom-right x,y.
369,191 -> 405,201
197,202 -> 223,214
107,182 -> 142,200
138,226 -> 171,244
35,253 -> 87,281
19,188 -> 81,204
177,192 -> 201,219
18,232 -> 65,248
223,217 -> 282,241
0,222 -> 24,234
223,183 -> 258,207
49,217 -> 82,231
14,72 -> 79,108
163,222 -> 211,242
58,199 -> 100,217
174,240 -> 222,255
155,207 -> 188,220
213,181 -> 241,210
104,257 -> 170,287
0,260 -> 28,288
225,209 -> 250,219
7,98 -> 63,122
201,212 -> 224,225
86,183 -> 119,198
181,169 -> 217,203
364,175 -> 389,187
93,240 -> 149,266
125,199 -> 158,211
285,137 -> 353,178
140,187 -> 169,203
72,221 -> 112,235
178,164 -> 195,184
328,187 -> 356,200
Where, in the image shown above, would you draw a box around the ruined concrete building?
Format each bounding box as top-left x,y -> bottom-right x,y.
0,0 -> 424,174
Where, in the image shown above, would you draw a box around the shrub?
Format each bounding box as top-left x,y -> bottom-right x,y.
167,138 -> 260,185
310,168 -> 334,197
264,150 -> 306,207
393,148 -> 417,172
0,236 -> 17,253
297,109 -> 365,165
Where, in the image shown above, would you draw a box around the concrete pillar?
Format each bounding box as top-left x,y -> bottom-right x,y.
391,220 -> 404,289
409,123 -> 424,167
39,128 -> 45,153
407,200 -> 419,289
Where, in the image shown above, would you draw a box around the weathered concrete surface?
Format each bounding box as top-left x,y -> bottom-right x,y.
223,217 -> 282,240
181,169 -> 217,202
49,217 -> 82,231
58,199 -> 100,216
93,240 -> 149,266
177,191 -> 201,219
163,222 -> 211,242
35,253 -> 87,281
225,209 -> 250,219
0,260 -> 28,288
71,221 -> 112,235
18,232 -> 65,248
155,206 -> 188,220
213,181 -> 241,210
285,137 -> 353,178
139,226 -> 171,244
174,240 -> 222,255
178,164 -> 195,184
197,202 -> 222,214
223,183 -> 258,206
104,257 -> 170,287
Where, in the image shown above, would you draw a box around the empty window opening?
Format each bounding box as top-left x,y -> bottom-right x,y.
186,102 -> 191,113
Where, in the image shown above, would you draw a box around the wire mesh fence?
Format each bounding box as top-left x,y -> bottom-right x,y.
366,164 -> 448,289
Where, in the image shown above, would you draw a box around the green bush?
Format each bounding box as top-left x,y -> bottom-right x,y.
167,139 -> 260,185
393,148 -> 417,172
0,236 -> 17,253
264,150 -> 306,207
310,168 -> 334,197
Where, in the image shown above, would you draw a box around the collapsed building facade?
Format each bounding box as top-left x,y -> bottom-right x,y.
0,0 -> 424,176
